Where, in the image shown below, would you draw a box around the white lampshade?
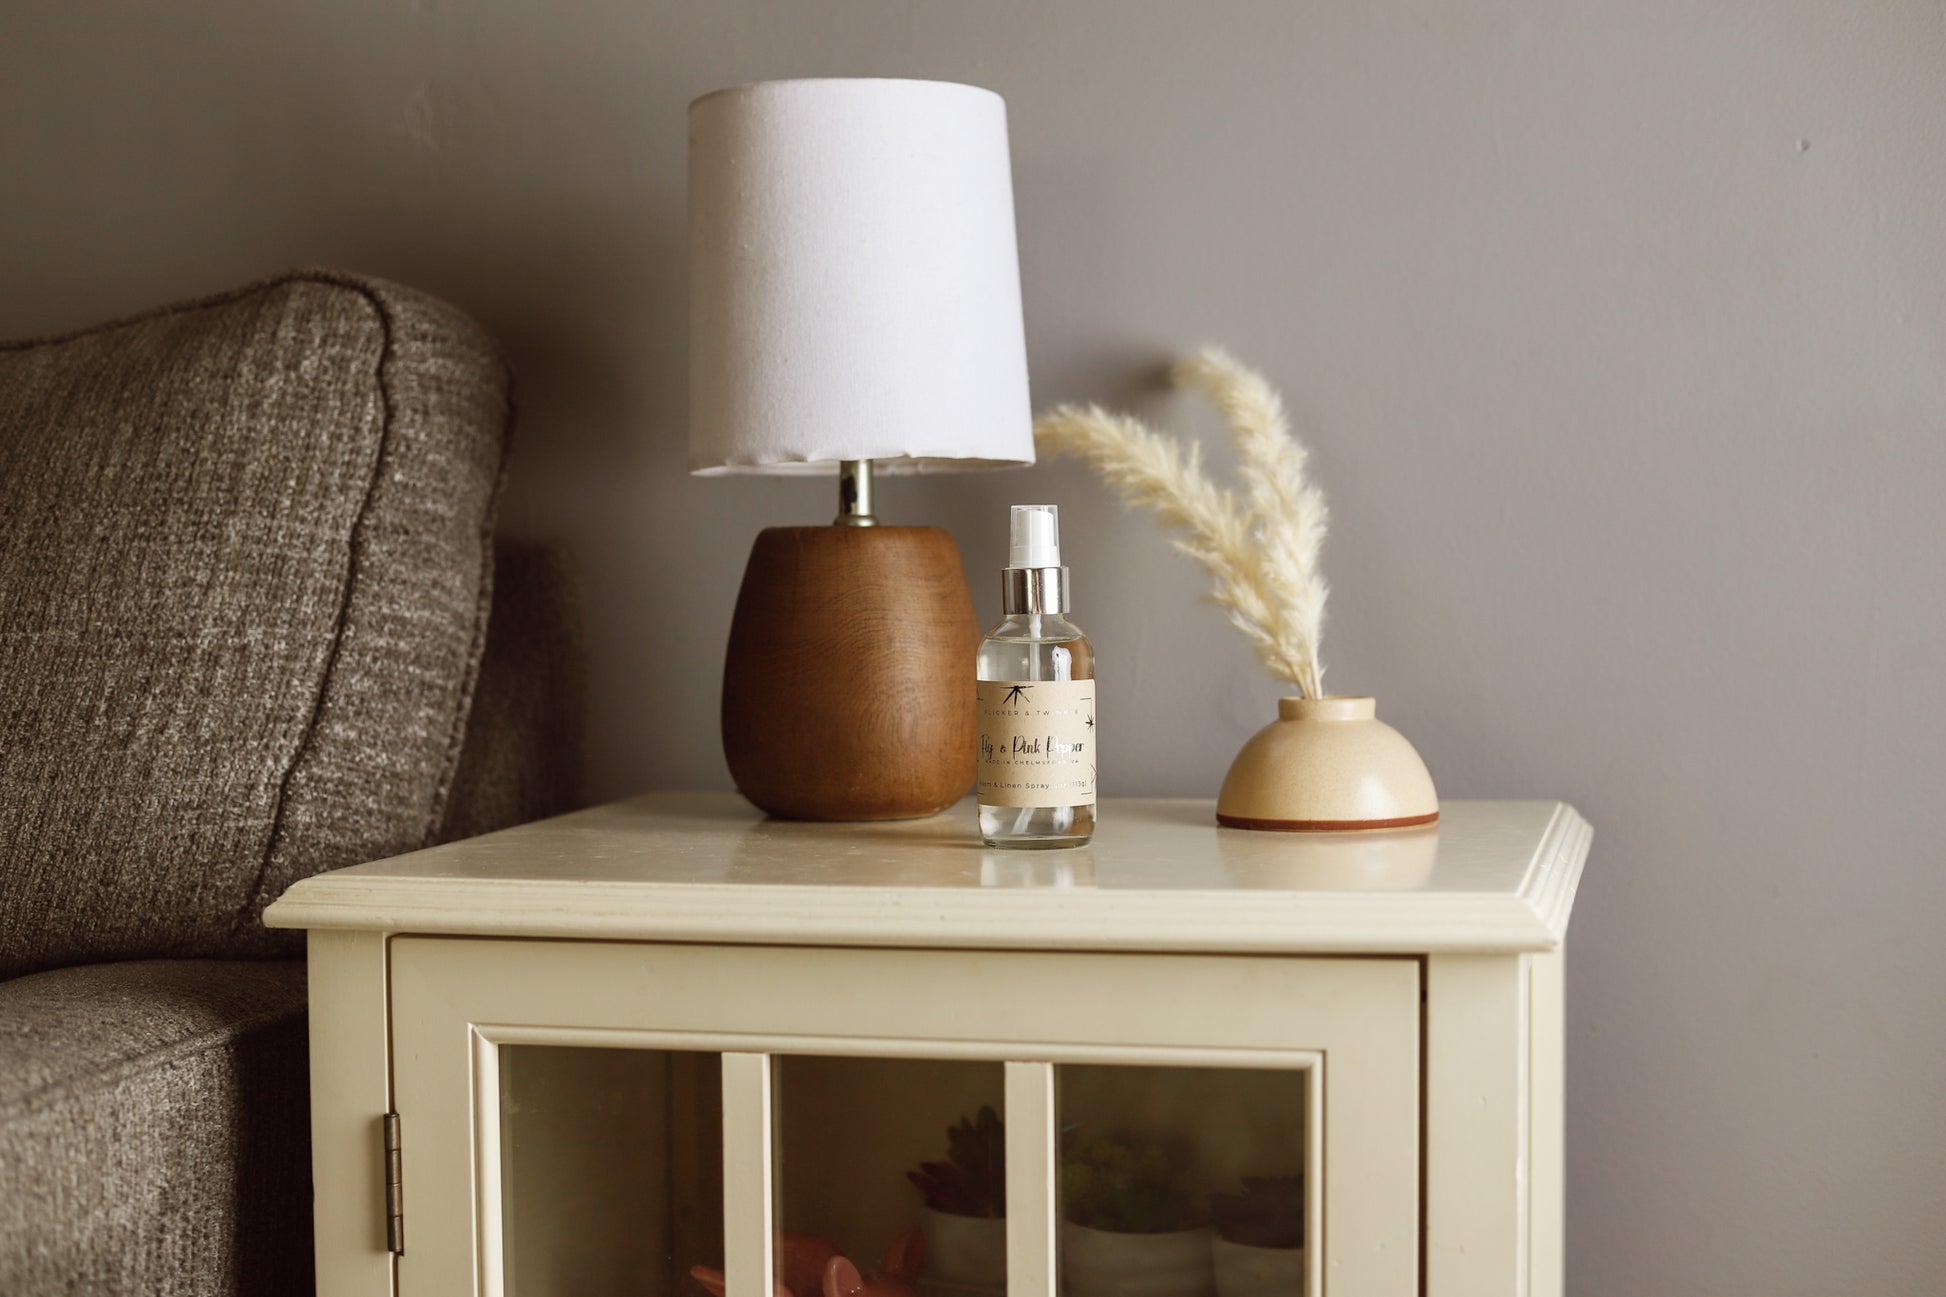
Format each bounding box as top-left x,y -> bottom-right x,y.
688,78 -> 1035,476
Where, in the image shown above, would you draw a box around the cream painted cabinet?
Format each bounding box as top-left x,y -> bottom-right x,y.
268,794 -> 1590,1297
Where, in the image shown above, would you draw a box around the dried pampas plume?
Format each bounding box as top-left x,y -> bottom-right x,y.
1034,348 -> 1329,698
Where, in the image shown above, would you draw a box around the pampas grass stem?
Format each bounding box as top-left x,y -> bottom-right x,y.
1034,350 -> 1329,697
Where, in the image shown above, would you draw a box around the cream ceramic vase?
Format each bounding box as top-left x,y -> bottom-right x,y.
1215,697 -> 1437,831
1210,1238 -> 1306,1297
921,1207 -> 1008,1289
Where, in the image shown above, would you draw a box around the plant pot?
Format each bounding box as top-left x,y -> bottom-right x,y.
1061,1222 -> 1215,1297
921,1207 -> 1008,1289
1210,1237 -> 1305,1297
1215,696 -> 1437,832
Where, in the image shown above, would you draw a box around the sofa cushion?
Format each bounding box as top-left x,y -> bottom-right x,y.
438,541 -> 587,843
0,959 -> 313,1296
0,270 -> 510,977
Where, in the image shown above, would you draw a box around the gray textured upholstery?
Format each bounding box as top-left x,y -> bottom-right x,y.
0,960 -> 313,1297
0,556 -> 584,1297
0,269 -> 512,977
438,541 -> 587,843
0,270 -> 583,1297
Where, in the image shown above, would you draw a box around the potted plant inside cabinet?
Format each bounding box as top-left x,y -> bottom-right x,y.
1061,1133 -> 1214,1297
1210,1176 -> 1304,1297
908,1106 -> 1007,1292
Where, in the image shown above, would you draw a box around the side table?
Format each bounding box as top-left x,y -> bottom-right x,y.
267,792 -> 1590,1297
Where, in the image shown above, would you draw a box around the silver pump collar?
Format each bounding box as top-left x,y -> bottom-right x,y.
1003,566 -> 1069,615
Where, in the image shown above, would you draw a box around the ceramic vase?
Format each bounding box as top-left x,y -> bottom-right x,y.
1061,1223 -> 1216,1297
1210,1238 -> 1305,1297
921,1207 -> 1008,1290
1215,696 -> 1437,831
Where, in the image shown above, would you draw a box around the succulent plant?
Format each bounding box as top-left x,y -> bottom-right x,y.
1211,1176 -> 1304,1249
907,1105 -> 1006,1218
1060,1132 -> 1205,1233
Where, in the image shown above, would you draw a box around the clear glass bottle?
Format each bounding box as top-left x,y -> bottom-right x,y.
977,506 -> 1096,848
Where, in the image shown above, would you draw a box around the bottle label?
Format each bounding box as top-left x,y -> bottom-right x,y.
976,680 -> 1097,808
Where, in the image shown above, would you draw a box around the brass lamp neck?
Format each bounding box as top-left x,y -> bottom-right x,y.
835,459 -> 878,526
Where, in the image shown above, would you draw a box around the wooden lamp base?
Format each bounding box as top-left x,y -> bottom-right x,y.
721,525 -> 978,820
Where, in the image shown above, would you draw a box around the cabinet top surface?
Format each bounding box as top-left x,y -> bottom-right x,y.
267,793 -> 1590,953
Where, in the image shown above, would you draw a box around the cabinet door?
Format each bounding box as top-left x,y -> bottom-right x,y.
389,940 -> 1418,1297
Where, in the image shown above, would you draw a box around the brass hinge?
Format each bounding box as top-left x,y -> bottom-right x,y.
384,1112 -> 404,1255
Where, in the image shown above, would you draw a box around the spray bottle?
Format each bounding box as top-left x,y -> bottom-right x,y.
975,505 -> 1096,848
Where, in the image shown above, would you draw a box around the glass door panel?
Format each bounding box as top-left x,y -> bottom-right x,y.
389,938 -> 1413,1297
774,1056 -> 1008,1297
498,1045 -> 723,1297
1057,1064 -> 1311,1297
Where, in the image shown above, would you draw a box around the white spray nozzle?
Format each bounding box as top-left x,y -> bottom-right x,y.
1007,504 -> 1062,569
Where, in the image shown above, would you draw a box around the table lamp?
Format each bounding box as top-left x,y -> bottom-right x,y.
688,78 -> 1035,821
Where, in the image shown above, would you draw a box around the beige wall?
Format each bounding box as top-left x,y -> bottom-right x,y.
5,2 -> 1942,1291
